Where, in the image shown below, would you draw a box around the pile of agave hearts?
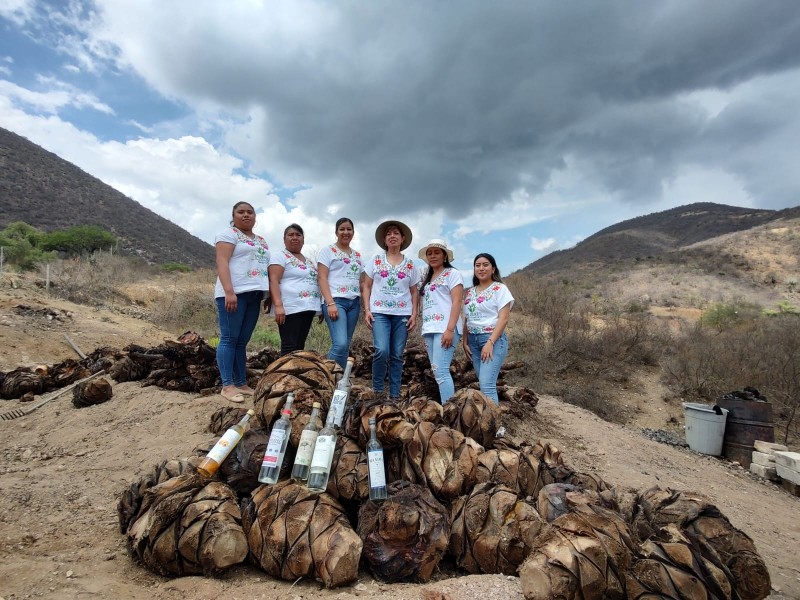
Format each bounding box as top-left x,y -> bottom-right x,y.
117,351 -> 771,600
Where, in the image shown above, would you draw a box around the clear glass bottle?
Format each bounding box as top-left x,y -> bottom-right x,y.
367,416 -> 388,501
197,409 -> 254,478
290,401 -> 322,483
329,357 -> 355,428
258,393 -> 294,484
306,408 -> 338,493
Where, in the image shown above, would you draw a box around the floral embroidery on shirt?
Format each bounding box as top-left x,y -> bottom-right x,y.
374,255 -> 414,279
464,284 -> 504,334
373,299 -> 408,309
231,227 -> 270,277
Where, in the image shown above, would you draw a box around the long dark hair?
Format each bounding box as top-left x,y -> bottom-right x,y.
472,253 -> 503,287
422,249 -> 454,289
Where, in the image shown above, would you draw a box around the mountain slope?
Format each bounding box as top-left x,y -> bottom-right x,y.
522,202 -> 789,275
0,127 -> 214,267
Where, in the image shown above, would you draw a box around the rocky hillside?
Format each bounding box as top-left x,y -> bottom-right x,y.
521,202 -> 800,276
0,127 -> 214,267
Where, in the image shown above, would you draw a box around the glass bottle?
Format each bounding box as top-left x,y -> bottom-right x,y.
330,356 -> 355,428
290,401 -> 322,483
306,408 -> 338,493
258,393 -> 294,484
197,409 -> 254,478
367,416 -> 388,501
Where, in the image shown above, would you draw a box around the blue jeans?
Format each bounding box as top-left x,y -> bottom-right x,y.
323,297 -> 361,368
216,290 -> 264,387
424,332 -> 460,403
467,332 -> 509,404
372,313 -> 409,397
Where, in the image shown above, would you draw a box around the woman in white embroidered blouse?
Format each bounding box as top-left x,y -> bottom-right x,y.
214,201 -> 270,403
462,253 -> 514,403
317,217 -> 365,368
362,220 -> 420,400
418,239 -> 463,403
269,223 -> 321,355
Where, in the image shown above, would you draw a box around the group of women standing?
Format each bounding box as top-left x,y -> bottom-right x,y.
213,203 -> 514,405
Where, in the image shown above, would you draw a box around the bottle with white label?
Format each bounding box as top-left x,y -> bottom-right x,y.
306,408 -> 338,493
367,416 -> 388,501
258,393 -> 294,484
329,357 -> 355,428
197,409 -> 254,478
290,401 -> 322,483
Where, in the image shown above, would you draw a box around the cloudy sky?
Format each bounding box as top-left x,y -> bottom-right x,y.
1,1 -> 799,274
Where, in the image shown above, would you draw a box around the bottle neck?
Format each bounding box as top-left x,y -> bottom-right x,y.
369,425 -> 378,442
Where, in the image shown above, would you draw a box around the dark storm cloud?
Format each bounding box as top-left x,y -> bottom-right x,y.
99,1 -> 800,219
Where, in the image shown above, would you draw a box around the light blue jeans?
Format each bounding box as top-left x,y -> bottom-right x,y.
215,290 -> 264,387
424,331 -> 460,403
323,297 -> 361,368
372,313 -> 409,397
467,332 -> 508,404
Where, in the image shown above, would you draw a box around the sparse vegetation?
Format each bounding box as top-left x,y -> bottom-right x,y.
662,313 -> 800,444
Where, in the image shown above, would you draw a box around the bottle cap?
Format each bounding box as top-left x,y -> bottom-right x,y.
346,357 -> 355,363
246,409 -> 255,416
312,402 -> 321,408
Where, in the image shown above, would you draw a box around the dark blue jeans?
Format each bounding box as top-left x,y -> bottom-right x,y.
323,297 -> 361,368
372,313 -> 409,397
216,290 -> 263,387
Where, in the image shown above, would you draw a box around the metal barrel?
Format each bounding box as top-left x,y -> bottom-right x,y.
716,398 -> 774,469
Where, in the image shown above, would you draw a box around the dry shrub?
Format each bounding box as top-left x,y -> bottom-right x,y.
662,314 -> 800,444
506,281 -> 670,425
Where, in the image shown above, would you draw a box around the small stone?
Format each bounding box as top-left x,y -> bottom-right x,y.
104,553 -> 116,561
354,583 -> 367,591
22,449 -> 33,460
66,570 -> 74,578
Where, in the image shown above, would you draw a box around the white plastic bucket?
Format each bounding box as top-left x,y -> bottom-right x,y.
683,402 -> 729,456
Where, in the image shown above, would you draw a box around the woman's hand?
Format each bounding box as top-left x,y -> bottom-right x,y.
463,338 -> 472,360
326,303 -> 339,321
224,291 -> 238,312
407,313 -> 417,330
480,340 -> 494,362
364,308 -> 375,329
441,329 -> 454,349
274,304 -> 286,325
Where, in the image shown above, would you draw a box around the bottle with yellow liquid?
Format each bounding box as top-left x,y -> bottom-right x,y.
197,409 -> 255,477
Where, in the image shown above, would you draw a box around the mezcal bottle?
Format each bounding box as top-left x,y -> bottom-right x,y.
258,393 -> 294,484
197,409 -> 254,477
290,401 -> 322,483
367,417 -> 388,501
329,357 -> 355,428
306,408 -> 337,493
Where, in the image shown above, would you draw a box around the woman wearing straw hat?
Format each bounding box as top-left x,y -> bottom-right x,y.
418,239 -> 464,403
362,220 -> 420,400
462,253 -> 514,404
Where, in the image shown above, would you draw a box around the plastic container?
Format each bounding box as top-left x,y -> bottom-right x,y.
683,402 -> 729,456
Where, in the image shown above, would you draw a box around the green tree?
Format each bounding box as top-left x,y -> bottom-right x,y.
40,225 -> 117,254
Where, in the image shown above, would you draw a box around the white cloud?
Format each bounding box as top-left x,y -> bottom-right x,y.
0,0 -> 34,25
0,77 -> 114,115
530,237 -> 556,252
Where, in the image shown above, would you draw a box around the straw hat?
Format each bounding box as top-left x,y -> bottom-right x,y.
375,220 -> 413,251
418,238 -> 454,262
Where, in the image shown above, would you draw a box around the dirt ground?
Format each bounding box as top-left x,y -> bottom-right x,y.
1,284 -> 799,600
